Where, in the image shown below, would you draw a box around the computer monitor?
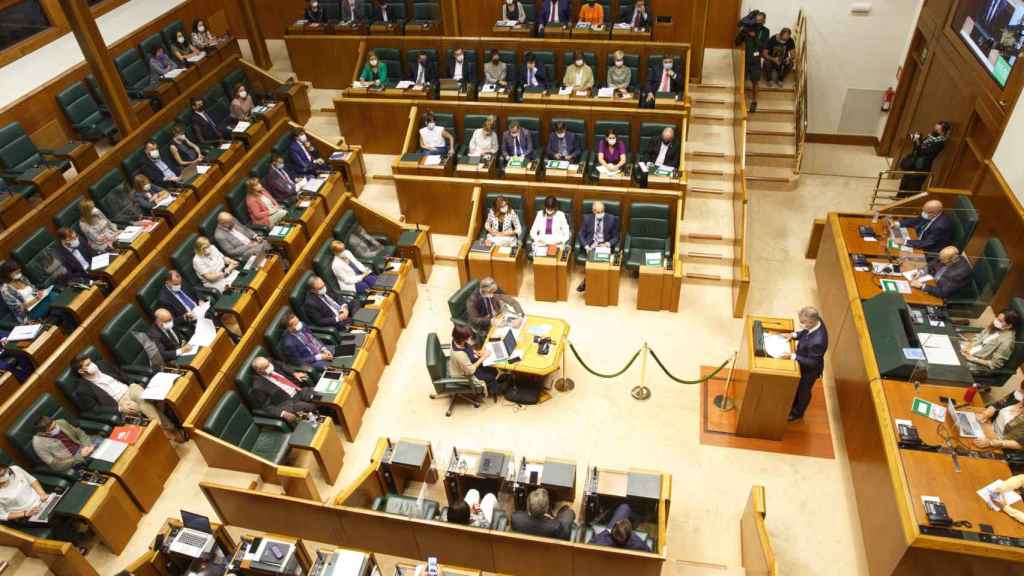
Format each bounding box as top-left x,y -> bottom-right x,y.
954,0 -> 1024,87
181,510 -> 213,534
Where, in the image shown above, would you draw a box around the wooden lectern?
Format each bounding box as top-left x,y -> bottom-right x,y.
534,246 -> 572,302
585,258 -> 620,306
736,315 -> 801,440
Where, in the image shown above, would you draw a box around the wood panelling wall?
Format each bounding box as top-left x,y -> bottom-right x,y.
0,0 -> 232,149
965,161 -> 1024,313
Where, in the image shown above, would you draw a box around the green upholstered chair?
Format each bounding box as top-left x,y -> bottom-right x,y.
51,197 -> 82,232
11,228 -> 67,289
99,305 -> 160,377
531,51 -> 556,84
221,67 -> 275,104
457,114 -> 493,156
447,279 -> 480,327
249,153 -> 273,180
225,179 -> 269,234
114,48 -> 158,99
5,393 -> 112,471
57,82 -> 118,142
445,48 -> 478,78
526,196 -> 573,260
588,120 -> 631,181
0,122 -> 71,178
371,493 -> 440,518
202,390 -> 293,464
411,2 -> 439,26
371,48 -> 403,86
428,112 -> 455,134
202,84 -> 233,128
88,168 -> 137,226
160,20 -> 186,52
54,346 -> 124,427
404,48 -> 438,77
624,203 -> 672,271
574,199 -> 621,265
426,332 -> 482,416
950,195 -> 979,252
957,297 -> 1024,389
0,174 -> 38,201
332,210 -> 396,269
947,238 -> 1011,319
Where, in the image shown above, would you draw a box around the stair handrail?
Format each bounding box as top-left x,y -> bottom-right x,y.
732,47 -> 750,318
793,9 -> 809,175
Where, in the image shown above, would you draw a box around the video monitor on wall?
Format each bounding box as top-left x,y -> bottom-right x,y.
955,0 -> 1024,87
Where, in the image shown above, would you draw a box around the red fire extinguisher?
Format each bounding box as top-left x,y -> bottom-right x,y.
882,86 -> 895,112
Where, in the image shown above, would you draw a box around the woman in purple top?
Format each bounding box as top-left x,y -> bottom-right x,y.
597,128 -> 627,173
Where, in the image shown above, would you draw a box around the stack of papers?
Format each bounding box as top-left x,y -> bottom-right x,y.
7,324 -> 42,342
91,439 -> 129,463
233,121 -> 251,132
423,155 -> 443,166
918,333 -> 961,366
154,195 -> 175,208
186,54 -> 205,63
764,334 -> 791,359
496,19 -> 519,27
396,80 -> 414,89
90,253 -> 112,271
558,87 -> 572,96
480,84 -> 497,93
596,165 -> 621,176
141,372 -> 179,401
163,69 -> 184,79
302,178 -> 325,193
196,164 -> 211,175
219,142 -> 232,150
189,317 -> 217,348
614,22 -> 633,29
597,87 -> 615,98
575,90 -> 589,97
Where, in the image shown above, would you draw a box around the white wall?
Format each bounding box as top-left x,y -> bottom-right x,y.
993,102 -> 1024,205
741,0 -> 922,135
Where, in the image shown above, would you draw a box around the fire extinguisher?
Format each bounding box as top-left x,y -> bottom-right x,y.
882,87 -> 895,112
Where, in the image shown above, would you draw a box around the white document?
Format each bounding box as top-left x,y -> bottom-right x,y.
597,87 -> 615,98
189,318 -> 216,347
480,84 -> 497,93
423,155 -> 443,166
575,90 -> 589,97
91,439 -> 129,463
163,68 -> 185,79
27,286 -> 53,310
7,324 -> 42,341
196,164 -> 211,175
302,177 -> 325,192
117,226 -> 143,243
186,54 -> 205,63
154,195 -> 175,208
763,333 -> 792,359
232,121 -> 251,133
90,253 -> 112,270
978,479 -> 1023,511
396,80 -> 414,89
351,81 -> 369,88
528,324 -> 552,337
333,550 -> 370,574
224,270 -> 240,286
142,372 -> 179,401
919,333 -> 961,366
219,142 -> 231,150
558,87 -> 572,96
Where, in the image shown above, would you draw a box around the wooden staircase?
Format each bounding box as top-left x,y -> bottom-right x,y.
745,79 -> 799,190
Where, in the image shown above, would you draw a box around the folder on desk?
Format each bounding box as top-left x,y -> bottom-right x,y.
470,240 -> 491,253
353,308 -> 379,326
373,275 -> 398,290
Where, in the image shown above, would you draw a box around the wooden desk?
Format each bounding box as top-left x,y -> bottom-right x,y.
852,258 -> 942,306
233,532 -> 310,574
572,24 -> 611,39
369,22 -> 403,35
533,246 -> 571,302
636,263 -> 678,311
290,419 -> 345,485
361,292 -> 401,364
5,325 -> 64,368
231,120 -> 267,147
0,193 -> 29,227
288,194 -> 328,239
584,259 -> 620,307
735,316 -> 800,440
486,315 -> 569,378
187,163 -> 222,197
478,88 -> 513,102
60,477 -> 142,554
405,21 -> 441,36
119,219 -> 168,261
88,249 -> 137,288
839,216 -> 919,256
543,161 -> 587,184
254,102 -> 289,132
880,379 -> 992,452
397,228 -> 435,284
268,222 -> 307,263
0,371 -> 17,406
164,370 -> 204,422
540,25 -> 572,38
54,285 -> 104,324
468,246 -> 494,281
385,438 -> 437,493
612,28 -> 653,40
152,189 -> 198,226
350,330 -> 386,406
96,421 -> 179,511
396,562 -> 481,575
315,373 -> 365,442
57,141 -> 99,173
491,245 -> 525,297
456,156 -> 497,179
443,446 -> 514,504
492,23 -> 533,37
173,328 -> 232,387
14,165 -> 64,198
382,258 -> 418,328
504,158 -> 539,182
329,150 -> 367,197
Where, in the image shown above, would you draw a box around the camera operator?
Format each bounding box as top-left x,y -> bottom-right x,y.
898,121 -> 951,195
735,10 -> 769,112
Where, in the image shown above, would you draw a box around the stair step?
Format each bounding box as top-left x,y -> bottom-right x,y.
682,250 -> 736,263
688,184 -> 731,196
694,82 -> 733,92
747,141 -> 796,157
691,112 -> 732,124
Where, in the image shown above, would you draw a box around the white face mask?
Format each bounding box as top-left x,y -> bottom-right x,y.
144,183 -> 152,192
317,286 -> 327,295
66,239 -> 79,249
148,149 -> 160,159
298,134 -> 308,143
1015,389 -> 1024,402
84,363 -> 98,376
197,24 -> 206,32
664,62 -> 673,70
427,122 -> 436,129
556,131 -> 565,138
162,321 -> 175,331
546,209 -> 556,216
595,214 -> 604,221
11,272 -> 22,281
615,60 -> 624,67
293,321 -> 304,331
369,59 -> 378,66
500,206 -> 508,214
456,55 -> 464,63
238,91 -> 248,99
263,365 -> 275,376
575,60 -> 584,67
607,138 -> 617,145
169,283 -> 181,292
311,2 -> 318,8
177,35 -> 185,43
994,318 -> 1008,330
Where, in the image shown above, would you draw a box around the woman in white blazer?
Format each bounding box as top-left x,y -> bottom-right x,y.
330,240 -> 377,293
530,195 -> 572,250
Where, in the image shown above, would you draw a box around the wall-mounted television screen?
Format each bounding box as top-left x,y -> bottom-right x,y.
955,0 -> 1024,87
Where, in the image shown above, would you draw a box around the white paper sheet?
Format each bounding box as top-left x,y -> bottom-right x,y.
919,333 -> 961,366
90,253 -> 111,270
196,164 -> 211,175
188,318 -> 216,347
163,68 -> 184,79
224,270 -> 240,286
141,372 -> 179,401
764,333 -> 792,359
558,87 -> 572,95
154,195 -> 174,208
597,87 -> 615,98
117,226 -> 143,243
232,121 -> 251,132
7,324 -> 42,341
302,178 -> 325,192
423,155 -> 443,166
978,479 -> 1023,511
91,439 -> 128,463
27,286 -> 53,310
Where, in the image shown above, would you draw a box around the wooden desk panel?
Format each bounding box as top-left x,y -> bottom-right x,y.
6,325 -> 64,368
881,380 -> 991,452
165,371 -> 203,422
853,267 -> 943,306
79,478 -> 142,554
533,247 -> 571,302
585,260 -> 620,307
385,259 -> 418,328
351,331 -> 385,406
490,247 -> 525,296
106,422 -> 179,511
840,216 -> 919,256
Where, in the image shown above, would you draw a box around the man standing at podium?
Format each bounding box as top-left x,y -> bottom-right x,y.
785,306 -> 828,422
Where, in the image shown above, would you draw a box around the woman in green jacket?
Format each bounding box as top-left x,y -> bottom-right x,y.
359,51 -> 388,86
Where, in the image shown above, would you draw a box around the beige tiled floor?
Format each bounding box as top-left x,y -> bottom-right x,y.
85,46 -> 902,576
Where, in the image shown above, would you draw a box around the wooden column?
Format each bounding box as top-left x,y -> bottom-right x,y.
238,0 -> 272,69
57,0 -> 138,134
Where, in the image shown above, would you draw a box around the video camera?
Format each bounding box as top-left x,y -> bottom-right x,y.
738,9 -> 762,32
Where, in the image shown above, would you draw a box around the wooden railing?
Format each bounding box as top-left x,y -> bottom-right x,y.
793,9 -> 808,176
732,48 -> 750,318
740,486 -> 777,575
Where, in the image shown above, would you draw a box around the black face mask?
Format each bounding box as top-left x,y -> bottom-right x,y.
492,58 -> 500,64
931,130 -> 941,137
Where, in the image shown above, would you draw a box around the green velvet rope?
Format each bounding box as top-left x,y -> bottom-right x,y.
568,341 -> 641,378
648,349 -> 730,385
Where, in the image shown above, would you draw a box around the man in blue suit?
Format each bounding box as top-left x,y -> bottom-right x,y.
546,122 -> 582,163
896,199 -> 955,256
281,312 -> 335,372
519,52 -> 548,93
55,227 -> 95,285
539,0 -> 570,29
576,201 -> 619,293
286,128 -> 329,178
140,140 -> 183,188
785,306 -> 828,421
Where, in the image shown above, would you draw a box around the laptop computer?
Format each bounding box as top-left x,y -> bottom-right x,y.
486,329 -> 517,363
28,492 -> 64,524
168,511 -> 216,559
947,398 -> 983,439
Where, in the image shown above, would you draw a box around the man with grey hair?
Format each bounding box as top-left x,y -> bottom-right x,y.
510,487 -> 575,540
784,306 -> 828,422
576,201 -> 620,293
465,277 -> 523,336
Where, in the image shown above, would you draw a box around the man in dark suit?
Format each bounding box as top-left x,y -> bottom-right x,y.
589,503 -> 652,551
287,129 -> 329,178
158,270 -> 209,326
915,246 -> 973,300
339,0 -> 366,23
519,52 -> 548,92
302,275 -> 356,331
407,51 -> 437,86
140,140 -> 184,188
643,56 -> 682,108
188,97 -> 229,146
637,126 -> 680,187
786,306 -> 828,421
280,312 -> 334,371
898,121 -> 950,193
511,488 -> 574,541
896,200 -> 956,255
249,356 -> 317,423
621,0 -> 652,30
576,201 -> 620,292
465,277 -> 523,336
538,0 -> 570,29
55,227 -> 95,285
263,153 -> 300,204
148,308 -> 195,362
501,120 -> 534,161
447,47 -> 477,88
546,122 -> 582,163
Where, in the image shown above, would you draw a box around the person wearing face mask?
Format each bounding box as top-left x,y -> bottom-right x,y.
622,0 -> 652,31
192,19 -> 229,50
0,464 -> 50,524
281,312 -> 336,373
898,121 -> 952,194
447,47 -> 476,88
578,0 -> 604,26
31,416 -> 96,472
77,198 -> 119,252
132,174 -> 171,216
55,228 -> 96,285
545,121 -> 582,163
230,83 -> 255,124
562,51 -> 594,92
539,0 -> 570,30
893,199 -> 955,255
644,56 -> 681,108
213,212 -> 270,262
596,128 -> 627,174
188,97 -> 229,145
576,201 -> 619,292
263,153 -> 302,204
637,127 -> 680,187
911,245 -> 973,300
483,49 -> 509,88
607,50 -> 632,94
518,52 -> 549,95
148,46 -> 179,78
466,277 -> 523,336
484,196 -> 522,247
469,115 -> 500,157
976,380 -> 1024,452
171,29 -> 203,63
0,260 -> 55,323
449,323 -> 500,399
330,240 -> 377,294
192,236 -> 239,293
245,177 -> 288,227
960,309 -> 1020,373
304,0 -> 327,24
419,112 -> 454,157
530,195 -> 571,248
302,275 -> 355,331
408,51 -> 437,87
147,308 -> 196,361
249,356 -> 317,423
288,128 -> 329,177
783,306 -> 828,422
168,124 -> 205,171
140,140 -> 182,188
340,0 -> 366,24
69,353 -> 183,438
501,120 -> 535,162
501,0 -> 526,23
359,50 -> 388,87
158,270 -> 208,325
